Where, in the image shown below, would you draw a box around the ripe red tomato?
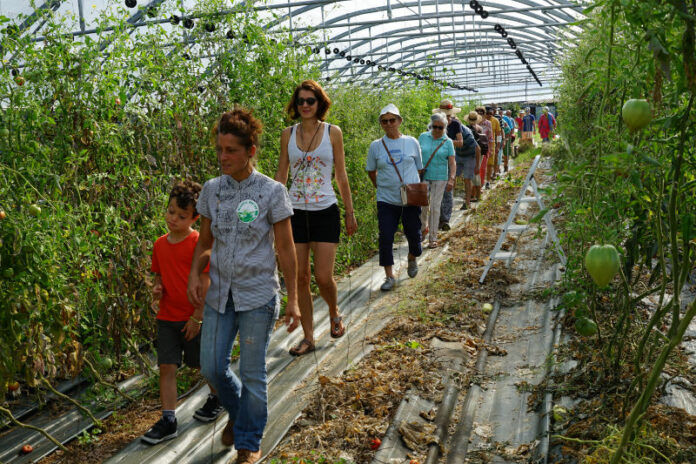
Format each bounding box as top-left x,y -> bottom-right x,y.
15,76 -> 25,86
7,381 -> 20,392
115,97 -> 122,105
21,444 -> 33,454
370,437 -> 381,450
0,210 -> 6,220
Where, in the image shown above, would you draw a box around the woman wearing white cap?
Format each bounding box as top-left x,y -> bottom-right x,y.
366,104 -> 423,291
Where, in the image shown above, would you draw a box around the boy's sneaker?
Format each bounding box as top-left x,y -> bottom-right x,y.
194,394 -> 223,422
141,417 -> 177,445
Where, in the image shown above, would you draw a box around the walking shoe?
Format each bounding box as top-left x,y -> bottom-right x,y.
141,417 -> 177,445
194,394 -> 223,422
380,276 -> 396,291
407,259 -> 418,278
221,419 -> 235,447
485,182 -> 490,189
236,449 -> 262,464
440,222 -> 451,231
460,203 -> 468,210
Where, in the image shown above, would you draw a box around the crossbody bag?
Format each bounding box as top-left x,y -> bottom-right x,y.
381,138 -> 445,207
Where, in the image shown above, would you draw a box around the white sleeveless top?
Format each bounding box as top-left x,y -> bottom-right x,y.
287,122 -> 337,211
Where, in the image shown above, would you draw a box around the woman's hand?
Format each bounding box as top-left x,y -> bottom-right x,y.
284,299 -> 300,332
446,179 -> 455,192
345,212 -> 357,236
187,273 -> 203,308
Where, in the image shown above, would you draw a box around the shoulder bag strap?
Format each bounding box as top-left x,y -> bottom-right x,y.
423,139 -> 447,172
381,138 -> 404,184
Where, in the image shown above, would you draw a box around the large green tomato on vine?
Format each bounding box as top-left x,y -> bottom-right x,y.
621,99 -> 651,131
575,317 -> 598,336
584,244 -> 620,288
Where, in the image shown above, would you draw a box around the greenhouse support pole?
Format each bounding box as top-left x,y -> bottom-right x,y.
77,0 -> 86,33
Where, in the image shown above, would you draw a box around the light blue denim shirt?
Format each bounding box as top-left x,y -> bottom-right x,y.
197,170 -> 293,313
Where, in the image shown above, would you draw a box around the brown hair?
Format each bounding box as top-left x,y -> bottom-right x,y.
286,79 -> 332,121
214,106 -> 263,150
169,179 -> 202,217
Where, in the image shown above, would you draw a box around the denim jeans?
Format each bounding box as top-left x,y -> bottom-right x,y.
200,295 -> 277,451
377,201 -> 422,266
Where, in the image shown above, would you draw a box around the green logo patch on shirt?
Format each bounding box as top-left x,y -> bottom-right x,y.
236,199 -> 259,223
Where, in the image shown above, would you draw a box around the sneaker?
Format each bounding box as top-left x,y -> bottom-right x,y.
485,182 -> 490,189
440,222 -> 451,231
194,394 -> 223,422
236,449 -> 262,464
460,204 -> 468,210
380,276 -> 396,291
141,417 -> 177,445
407,259 -> 418,278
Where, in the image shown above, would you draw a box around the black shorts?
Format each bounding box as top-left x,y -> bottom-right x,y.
290,203 -> 340,243
156,319 -> 201,368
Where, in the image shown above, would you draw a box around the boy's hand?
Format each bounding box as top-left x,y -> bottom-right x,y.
284,299 -> 300,332
182,318 -> 202,341
151,283 -> 163,313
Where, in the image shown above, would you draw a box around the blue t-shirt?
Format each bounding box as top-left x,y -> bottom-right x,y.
366,135 -> 423,206
418,131 -> 455,181
522,114 -> 536,131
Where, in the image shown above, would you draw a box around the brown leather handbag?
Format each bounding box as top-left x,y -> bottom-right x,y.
382,138 -> 445,207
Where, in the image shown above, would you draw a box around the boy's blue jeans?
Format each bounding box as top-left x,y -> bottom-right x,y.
200,295 -> 277,451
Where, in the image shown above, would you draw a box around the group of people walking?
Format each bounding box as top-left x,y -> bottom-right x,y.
141,79 -> 555,464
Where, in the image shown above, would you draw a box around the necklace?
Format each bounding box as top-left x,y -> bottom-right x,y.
298,120 -> 322,152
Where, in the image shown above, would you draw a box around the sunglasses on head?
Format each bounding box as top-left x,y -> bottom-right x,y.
296,97 -> 317,106
432,125 -> 445,130
476,110 -> 484,114
380,117 -> 398,124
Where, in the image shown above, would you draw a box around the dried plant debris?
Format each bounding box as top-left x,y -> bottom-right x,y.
398,420 -> 440,451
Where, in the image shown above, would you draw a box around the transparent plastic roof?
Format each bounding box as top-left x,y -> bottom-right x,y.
4,0 -> 587,102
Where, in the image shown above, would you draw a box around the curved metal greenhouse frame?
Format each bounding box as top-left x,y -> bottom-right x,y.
5,0 -> 587,101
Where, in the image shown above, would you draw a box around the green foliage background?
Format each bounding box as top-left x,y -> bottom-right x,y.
0,2 -> 441,392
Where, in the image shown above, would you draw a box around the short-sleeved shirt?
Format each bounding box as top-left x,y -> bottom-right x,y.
502,115 -> 515,135
196,170 -> 293,313
366,135 -> 422,206
515,117 -> 523,132
480,119 -> 493,151
151,231 -> 209,322
418,131 -> 455,181
489,116 -> 502,138
523,114 -> 536,131
446,118 -> 463,142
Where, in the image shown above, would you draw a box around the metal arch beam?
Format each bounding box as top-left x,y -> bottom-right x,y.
321,24 -> 567,79
265,0 -> 582,33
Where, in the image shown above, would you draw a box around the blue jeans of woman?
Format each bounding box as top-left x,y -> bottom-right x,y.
377,201 -> 422,266
200,294 -> 277,451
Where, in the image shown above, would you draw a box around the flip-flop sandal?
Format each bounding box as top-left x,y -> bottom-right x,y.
289,339 -> 315,356
330,316 -> 345,339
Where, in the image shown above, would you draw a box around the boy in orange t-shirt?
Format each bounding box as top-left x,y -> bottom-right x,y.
142,180 -> 219,445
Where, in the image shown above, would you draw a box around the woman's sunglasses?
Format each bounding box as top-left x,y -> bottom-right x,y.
432,125 -> 445,130
296,97 -> 317,106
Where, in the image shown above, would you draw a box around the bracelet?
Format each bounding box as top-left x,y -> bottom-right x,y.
190,316 -> 203,325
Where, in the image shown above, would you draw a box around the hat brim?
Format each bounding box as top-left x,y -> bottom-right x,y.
432,107 -> 462,115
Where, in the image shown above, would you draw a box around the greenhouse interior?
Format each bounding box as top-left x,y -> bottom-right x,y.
1,0 -> 695,463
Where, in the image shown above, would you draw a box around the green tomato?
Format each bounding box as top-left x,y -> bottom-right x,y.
3,268 -> 14,278
622,99 -> 651,131
100,357 -> 113,370
28,204 -> 41,217
575,317 -> 598,337
574,306 -> 590,319
0,128 -> 9,138
584,244 -> 620,288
